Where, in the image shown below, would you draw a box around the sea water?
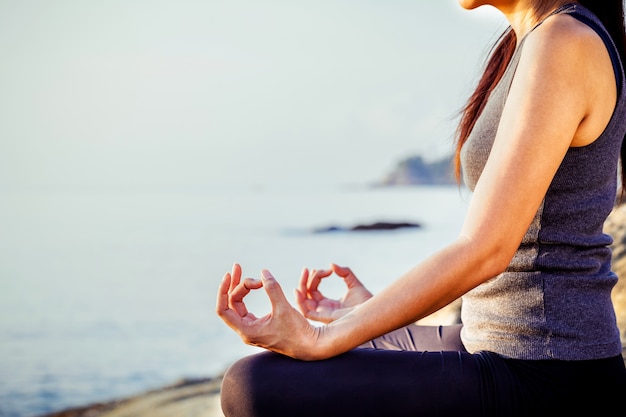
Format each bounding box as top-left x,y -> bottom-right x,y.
0,185 -> 470,417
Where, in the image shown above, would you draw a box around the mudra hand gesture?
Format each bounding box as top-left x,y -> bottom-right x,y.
295,263 -> 373,323
215,263 -> 372,359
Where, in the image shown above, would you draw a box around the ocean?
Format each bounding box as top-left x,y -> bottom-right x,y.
0,185 -> 469,417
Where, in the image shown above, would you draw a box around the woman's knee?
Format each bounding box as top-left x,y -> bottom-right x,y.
220,354 -> 257,417
220,351 -> 280,417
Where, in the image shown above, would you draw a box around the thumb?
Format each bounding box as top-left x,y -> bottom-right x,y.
261,269 -> 289,310
331,263 -> 360,285
330,263 -> 352,277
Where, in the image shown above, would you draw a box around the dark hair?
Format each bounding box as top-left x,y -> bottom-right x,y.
454,1 -> 626,192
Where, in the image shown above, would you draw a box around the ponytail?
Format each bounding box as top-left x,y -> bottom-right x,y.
453,28 -> 516,183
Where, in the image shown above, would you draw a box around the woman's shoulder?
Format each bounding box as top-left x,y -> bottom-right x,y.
515,10 -> 617,148
525,12 -> 609,60
517,11 -> 614,94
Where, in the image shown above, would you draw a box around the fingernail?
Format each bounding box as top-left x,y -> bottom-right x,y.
261,269 -> 273,280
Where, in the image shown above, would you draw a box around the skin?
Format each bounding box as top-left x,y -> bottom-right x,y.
216,0 -> 618,361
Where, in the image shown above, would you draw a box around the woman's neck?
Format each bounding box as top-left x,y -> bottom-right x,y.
498,0 -> 575,40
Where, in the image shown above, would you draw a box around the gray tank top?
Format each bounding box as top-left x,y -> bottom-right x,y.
459,3 -> 626,360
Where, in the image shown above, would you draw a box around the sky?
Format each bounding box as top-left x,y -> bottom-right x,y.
0,0 -> 506,190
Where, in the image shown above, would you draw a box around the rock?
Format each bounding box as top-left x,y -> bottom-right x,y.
350,221 -> 421,231
314,221 -> 421,233
604,203 -> 626,356
379,154 -> 456,186
38,376 -> 224,417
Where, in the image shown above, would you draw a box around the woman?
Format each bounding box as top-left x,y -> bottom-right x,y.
216,1 -> 626,416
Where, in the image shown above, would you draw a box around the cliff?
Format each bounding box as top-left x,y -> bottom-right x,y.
379,154 -> 456,186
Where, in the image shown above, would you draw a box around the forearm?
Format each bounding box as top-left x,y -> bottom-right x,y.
312,236 -> 503,360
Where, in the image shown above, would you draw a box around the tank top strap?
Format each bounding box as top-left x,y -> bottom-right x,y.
551,3 -> 624,92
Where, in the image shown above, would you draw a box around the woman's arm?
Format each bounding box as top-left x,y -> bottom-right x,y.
312,15 -> 616,359
217,14 -> 616,361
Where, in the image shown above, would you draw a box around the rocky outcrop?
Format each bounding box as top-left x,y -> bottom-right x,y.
379,155 -> 456,186
38,376 -> 224,417
604,203 -> 626,353
314,221 -> 421,233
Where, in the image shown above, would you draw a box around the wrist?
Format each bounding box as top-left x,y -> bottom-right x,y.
302,308 -> 367,360
294,324 -> 337,361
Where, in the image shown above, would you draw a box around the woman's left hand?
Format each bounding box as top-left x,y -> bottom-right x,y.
216,263 -> 322,360
295,264 -> 373,323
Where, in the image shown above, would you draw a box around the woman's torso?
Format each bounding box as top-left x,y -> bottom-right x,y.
460,3 -> 626,360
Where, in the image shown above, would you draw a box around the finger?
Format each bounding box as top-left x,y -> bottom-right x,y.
216,272 -> 233,317
301,305 -> 333,324
294,288 -> 308,314
260,269 -> 290,312
216,271 -> 264,344
230,277 -> 262,316
330,263 -> 352,277
298,267 -> 310,300
330,263 -> 361,288
229,263 -> 242,293
302,309 -> 323,322
307,268 -> 333,301
230,277 -> 263,300
217,273 -> 252,326
219,301 -> 256,336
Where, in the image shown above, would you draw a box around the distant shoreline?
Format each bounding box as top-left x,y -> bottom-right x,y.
38,374 -> 225,417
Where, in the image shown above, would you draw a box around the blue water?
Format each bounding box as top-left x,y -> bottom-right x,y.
0,185 -> 469,416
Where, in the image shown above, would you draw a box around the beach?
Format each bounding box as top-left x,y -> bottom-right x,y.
39,375 -> 225,417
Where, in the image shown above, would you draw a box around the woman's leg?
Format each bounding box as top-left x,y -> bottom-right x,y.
220,347 -> 517,417
220,321 -> 626,417
359,323 -> 465,352
221,324 -> 481,417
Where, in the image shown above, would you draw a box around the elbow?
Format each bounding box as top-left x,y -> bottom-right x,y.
458,235 -> 516,283
485,250 -> 514,278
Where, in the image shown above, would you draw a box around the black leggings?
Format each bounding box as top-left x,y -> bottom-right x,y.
220,324 -> 626,416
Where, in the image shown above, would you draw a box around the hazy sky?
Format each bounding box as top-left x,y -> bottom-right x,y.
0,0 -> 506,190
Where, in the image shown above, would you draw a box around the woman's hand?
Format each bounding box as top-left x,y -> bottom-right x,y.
295,264 -> 373,323
216,263 -> 322,360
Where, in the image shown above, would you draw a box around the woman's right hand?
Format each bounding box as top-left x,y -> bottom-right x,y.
295,264 -> 373,323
